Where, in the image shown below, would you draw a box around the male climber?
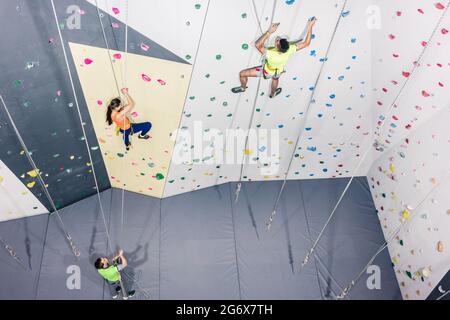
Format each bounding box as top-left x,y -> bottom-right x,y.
94,249 -> 135,299
232,17 -> 317,98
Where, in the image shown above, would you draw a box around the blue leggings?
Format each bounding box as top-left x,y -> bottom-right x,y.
120,122 -> 152,146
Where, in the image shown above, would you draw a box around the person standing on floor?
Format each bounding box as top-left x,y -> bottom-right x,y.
94,249 -> 135,299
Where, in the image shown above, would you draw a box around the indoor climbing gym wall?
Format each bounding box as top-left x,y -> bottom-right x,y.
69,43 -> 192,198
157,0 -> 375,197
368,0 -> 450,300
0,160 -> 48,222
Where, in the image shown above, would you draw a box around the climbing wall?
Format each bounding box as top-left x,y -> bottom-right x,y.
69,43 -> 192,198
0,0 -> 111,212
159,0 -> 374,197
0,0 -> 193,210
0,160 -> 48,222
368,1 -> 450,300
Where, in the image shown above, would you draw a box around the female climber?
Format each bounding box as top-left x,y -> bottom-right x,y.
106,88 -> 151,151
232,17 -> 316,98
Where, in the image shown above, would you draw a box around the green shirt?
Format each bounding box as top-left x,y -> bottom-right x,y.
264,44 -> 297,75
98,265 -> 121,282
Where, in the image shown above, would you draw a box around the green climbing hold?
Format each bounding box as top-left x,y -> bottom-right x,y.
222,102 -> 228,107
189,96 -> 195,100
215,54 -> 222,60
219,81 -> 226,84
185,54 -> 192,60
242,43 -> 249,50
117,153 -> 124,158
227,113 -> 232,117
405,271 -> 412,279
205,74 -> 210,78
256,108 -> 261,112
14,80 -> 23,87
195,4 -> 201,9
155,173 -> 164,180
169,180 -> 174,183
241,13 -> 247,18
210,97 -> 216,101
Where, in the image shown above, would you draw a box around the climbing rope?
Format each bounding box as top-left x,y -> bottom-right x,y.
266,0 -> 348,230
214,0 -> 271,187
50,0 -> 111,255
162,0 -> 211,197
234,0 -> 278,203
0,94 -> 80,257
0,236 -> 29,271
336,172 -> 449,299
301,1 -> 449,267
94,0 -> 130,247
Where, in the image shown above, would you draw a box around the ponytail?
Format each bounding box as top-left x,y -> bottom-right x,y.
106,98 -> 121,125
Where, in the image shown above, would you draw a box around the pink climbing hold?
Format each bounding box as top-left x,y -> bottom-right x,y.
141,74 -> 151,82
112,7 -> 120,14
422,90 -> 430,97
405,124 -> 412,129
157,79 -> 166,86
441,28 -> 449,34
418,8 -> 424,14
396,11 -> 402,16
421,41 -> 428,47
393,53 -> 399,58
140,43 -> 150,51
97,100 -> 103,106
438,82 -> 444,87
402,71 -> 410,78
113,53 -> 122,59
435,2 -> 445,10
84,58 -> 93,65
56,90 -> 61,96
388,34 -> 396,40
111,22 -> 119,29
131,112 -> 138,118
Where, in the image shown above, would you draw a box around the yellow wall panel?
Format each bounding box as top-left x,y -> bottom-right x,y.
69,42 -> 191,198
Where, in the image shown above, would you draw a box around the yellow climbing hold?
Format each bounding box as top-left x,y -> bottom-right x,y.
27,181 -> 36,188
402,209 -> 410,220
0,176 -> 3,184
27,169 -> 39,177
392,256 -> 399,265
244,149 -> 253,155
389,163 -> 395,173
